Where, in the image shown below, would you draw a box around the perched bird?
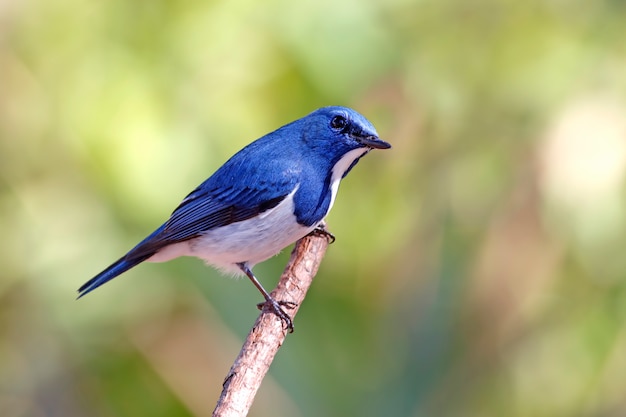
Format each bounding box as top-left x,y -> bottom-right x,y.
78,106 -> 390,330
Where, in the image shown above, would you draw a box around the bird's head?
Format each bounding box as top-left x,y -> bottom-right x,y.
297,106 -> 391,181
302,106 -> 391,156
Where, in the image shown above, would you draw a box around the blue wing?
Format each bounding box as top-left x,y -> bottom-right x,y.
125,177 -> 296,260
77,181 -> 296,298
78,146 -> 301,297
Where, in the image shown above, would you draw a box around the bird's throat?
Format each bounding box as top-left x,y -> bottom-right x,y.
327,148 -> 369,212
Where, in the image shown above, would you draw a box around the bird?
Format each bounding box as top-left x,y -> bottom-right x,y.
78,106 -> 391,331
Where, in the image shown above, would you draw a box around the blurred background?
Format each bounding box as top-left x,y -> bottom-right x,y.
2,0 -> 626,416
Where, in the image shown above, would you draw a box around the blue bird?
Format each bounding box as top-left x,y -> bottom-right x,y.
78,106 -> 391,331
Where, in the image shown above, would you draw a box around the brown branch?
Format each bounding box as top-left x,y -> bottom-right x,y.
212,228 -> 331,417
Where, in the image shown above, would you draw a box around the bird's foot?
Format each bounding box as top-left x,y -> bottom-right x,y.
309,223 -> 336,244
257,299 -> 297,333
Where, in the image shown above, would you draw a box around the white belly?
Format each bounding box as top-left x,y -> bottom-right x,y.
147,187 -> 315,274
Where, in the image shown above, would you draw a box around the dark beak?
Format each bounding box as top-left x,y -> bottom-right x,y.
358,135 -> 391,150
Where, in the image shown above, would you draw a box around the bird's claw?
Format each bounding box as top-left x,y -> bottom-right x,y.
257,299 -> 297,333
256,300 -> 297,310
309,224 -> 336,244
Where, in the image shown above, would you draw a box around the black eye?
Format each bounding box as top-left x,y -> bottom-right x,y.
330,115 -> 347,131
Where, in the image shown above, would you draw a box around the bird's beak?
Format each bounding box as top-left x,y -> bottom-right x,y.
358,135 -> 391,150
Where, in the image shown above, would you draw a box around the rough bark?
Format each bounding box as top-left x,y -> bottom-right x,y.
212,230 -> 330,417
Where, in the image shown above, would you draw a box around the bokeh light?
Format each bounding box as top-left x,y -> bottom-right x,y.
2,0 -> 626,416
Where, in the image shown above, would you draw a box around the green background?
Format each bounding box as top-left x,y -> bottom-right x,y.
2,0 -> 626,416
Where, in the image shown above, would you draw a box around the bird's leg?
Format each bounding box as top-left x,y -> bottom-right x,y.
237,262 -> 296,333
309,221 -> 336,244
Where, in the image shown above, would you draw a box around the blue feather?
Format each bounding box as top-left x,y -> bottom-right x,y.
77,224 -> 167,297
79,106 -> 390,300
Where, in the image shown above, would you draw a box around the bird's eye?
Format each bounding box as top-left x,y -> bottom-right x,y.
330,115 -> 347,131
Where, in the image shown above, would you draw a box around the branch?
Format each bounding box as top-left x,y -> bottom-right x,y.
212,228 -> 331,417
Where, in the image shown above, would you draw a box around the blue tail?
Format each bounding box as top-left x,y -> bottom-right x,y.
77,224 -> 169,298
77,255 -> 152,298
